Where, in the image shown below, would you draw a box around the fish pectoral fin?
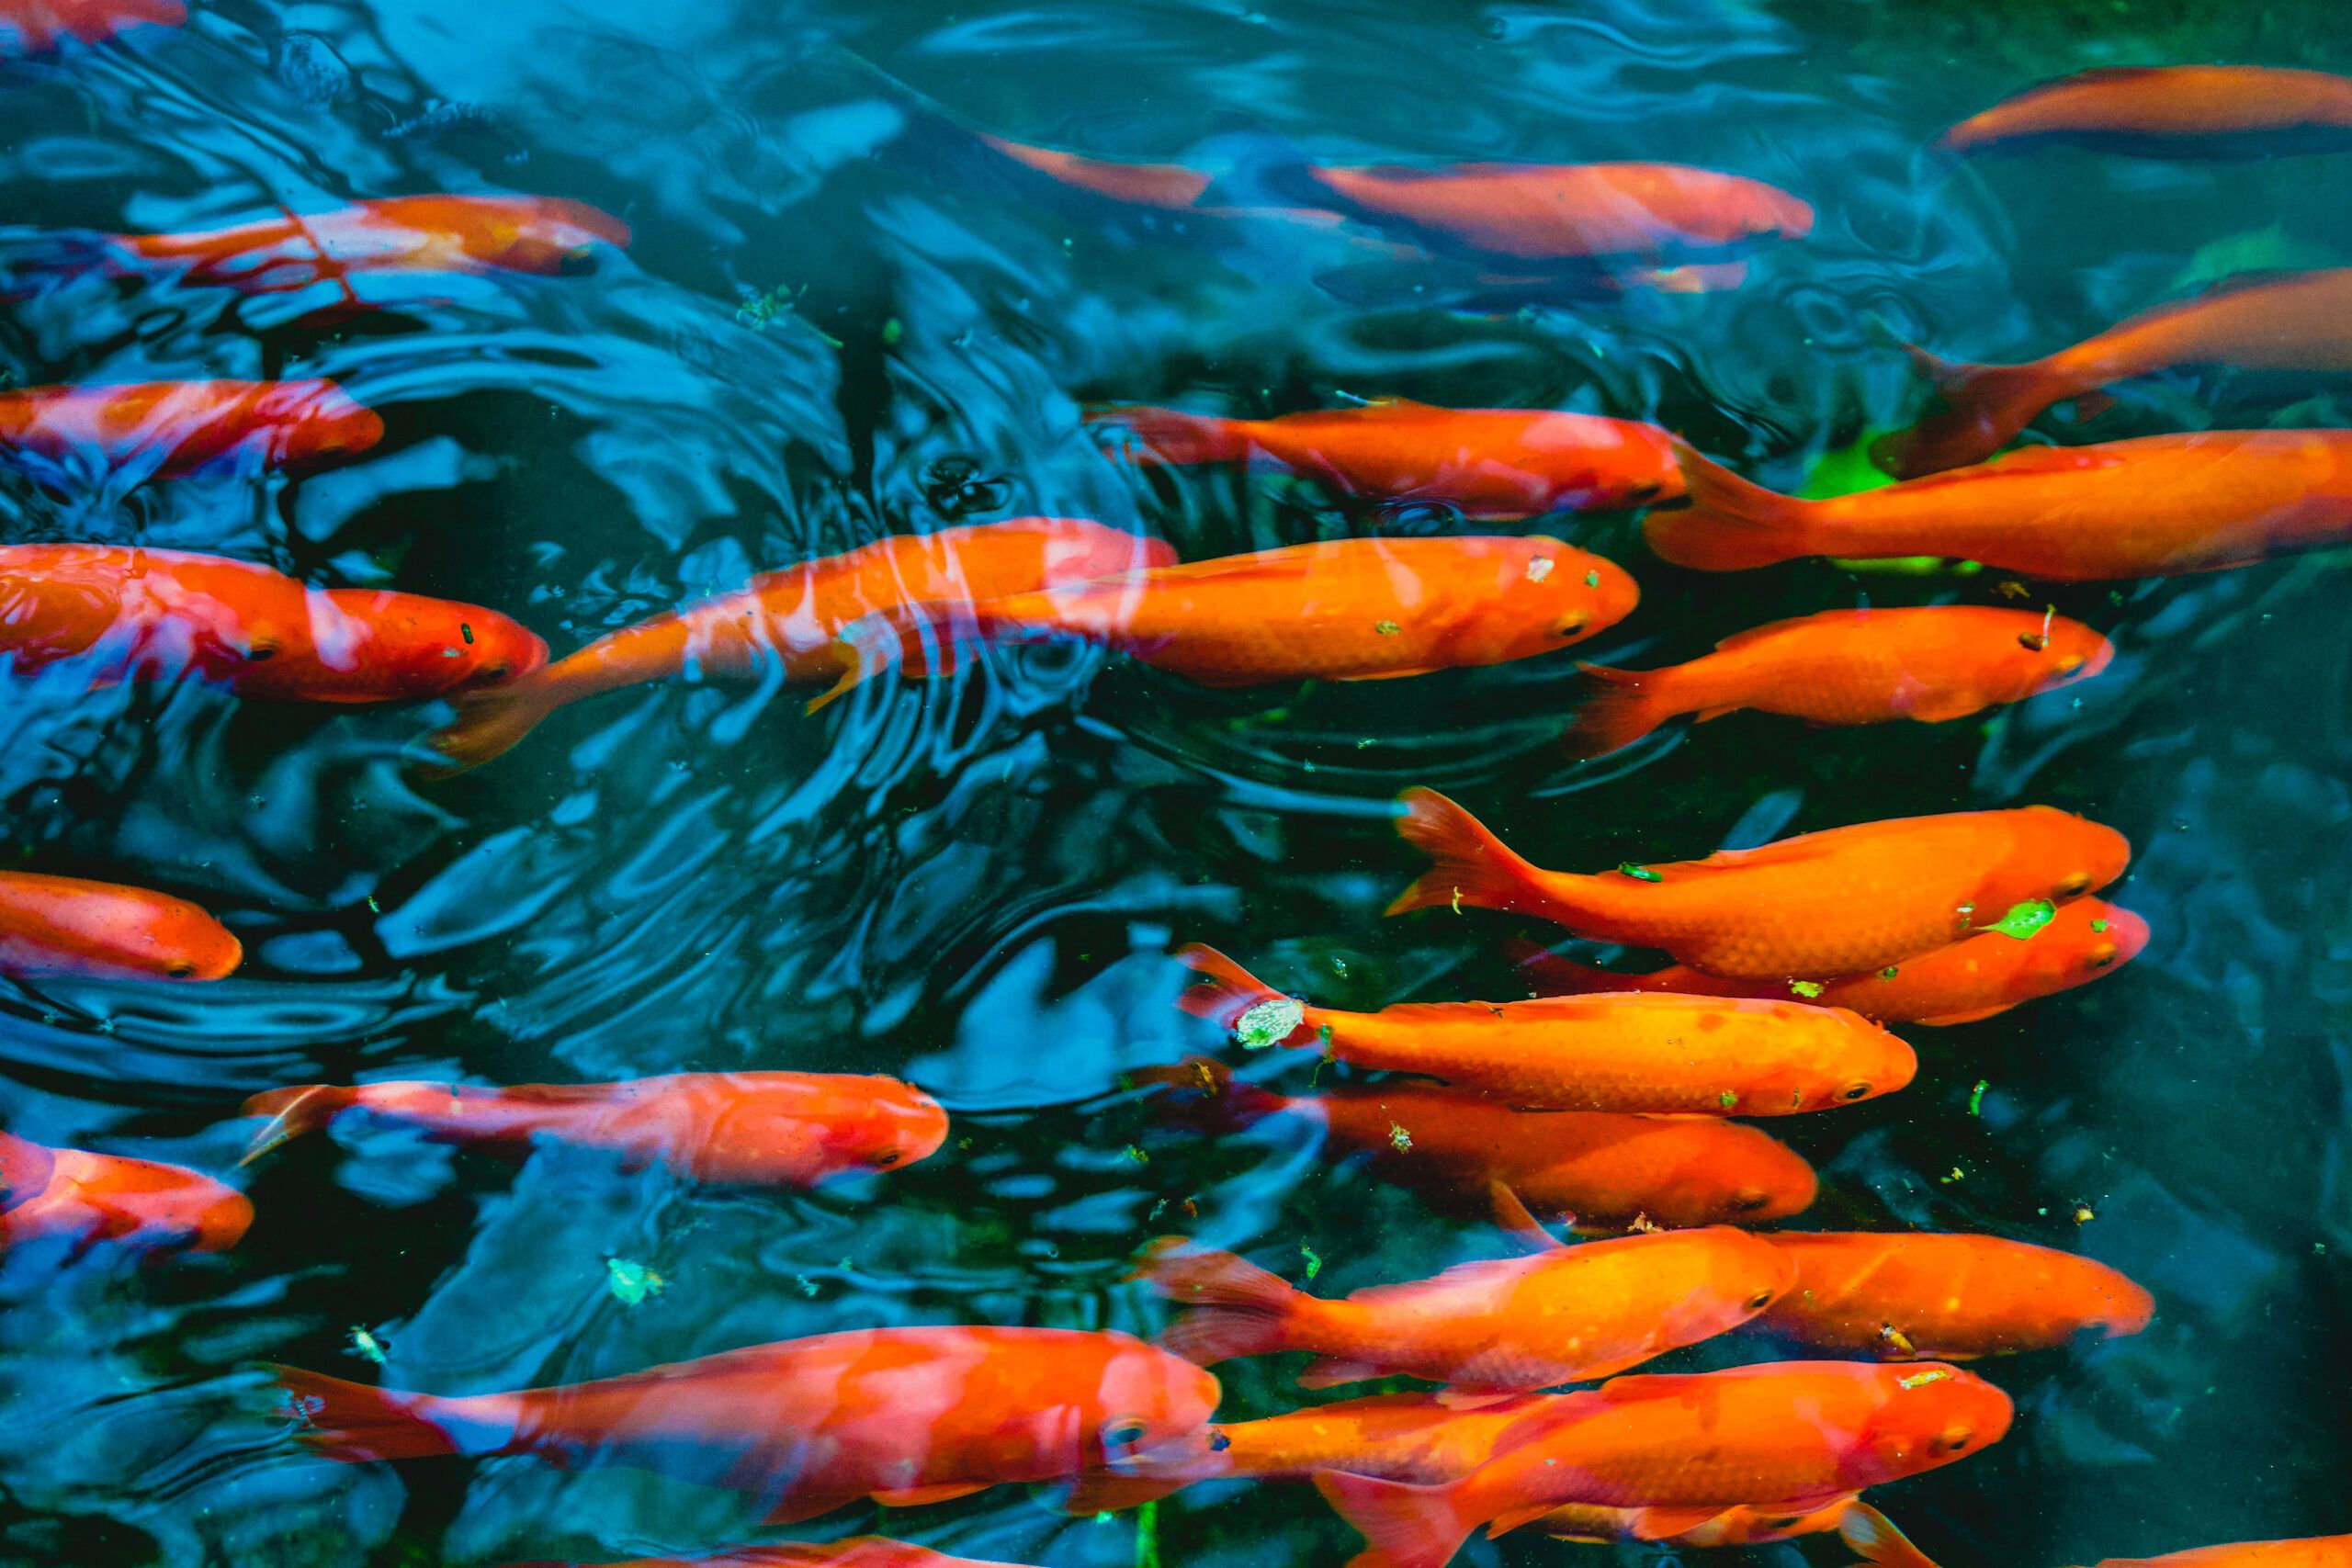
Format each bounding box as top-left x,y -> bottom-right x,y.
1487,1179 -> 1570,1253
1488,1503 -> 1568,1540
1691,705 -> 1740,723
1913,1005 -> 2008,1026
1629,1506 -> 1738,1540
1339,666 -> 1446,682
871,1482 -> 991,1508
1295,1357 -> 1385,1390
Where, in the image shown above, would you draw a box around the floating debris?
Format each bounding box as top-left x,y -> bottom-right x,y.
1986,899 -> 2057,940
606,1257 -> 665,1305
1616,863 -> 1662,883
1301,1244 -> 1323,1280
1789,979 -> 1824,998
346,1326 -> 389,1367
1969,1078 -> 1988,1115
1233,996 -> 1306,1049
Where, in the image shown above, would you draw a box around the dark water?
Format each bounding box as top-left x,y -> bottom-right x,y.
1,1 -> 2348,1565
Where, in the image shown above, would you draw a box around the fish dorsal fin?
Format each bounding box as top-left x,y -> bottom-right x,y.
1488,1180 -> 1570,1253
2041,65 -> 2178,88
1631,1506 -> 1742,1540
1710,610 -> 1870,654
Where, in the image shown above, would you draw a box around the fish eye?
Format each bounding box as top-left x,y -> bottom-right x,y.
1932,1426 -> 1976,1454
1208,1428 -> 1232,1451
2086,944 -> 2118,969
2056,872 -> 2094,897
481,661 -> 512,681
1556,615 -> 1588,637
1743,1288 -> 1777,1311
1728,1188 -> 1771,1213
1840,1081 -> 1873,1101
1102,1416 -> 1150,1450
871,1148 -> 901,1168
245,641 -> 278,662
1763,1517 -> 1802,1532
2055,655 -> 2086,674
559,246 -> 598,276
165,961 -> 197,978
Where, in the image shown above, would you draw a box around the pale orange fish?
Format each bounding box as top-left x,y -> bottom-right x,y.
1938,66 -> 2352,158
0,1133 -> 249,1258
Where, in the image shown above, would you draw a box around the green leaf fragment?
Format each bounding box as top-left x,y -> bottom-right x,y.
1374,620 -> 1401,636
1796,432 -> 1901,501
1789,980 -> 1824,998
1301,1244 -> 1323,1280
1984,898 -> 2056,941
1388,1122 -> 1413,1152
1124,1145 -> 1149,1166
1583,570 -> 1600,588
1718,1089 -> 1737,1109
347,1326 -> 389,1367
606,1257 -> 665,1306
1969,1078 -> 1987,1116
1616,863 -> 1662,883
1898,1368 -> 1952,1390
2090,919 -> 2110,933
1880,966 -> 1899,980
1234,997 -> 1306,1049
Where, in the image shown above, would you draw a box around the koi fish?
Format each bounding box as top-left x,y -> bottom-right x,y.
1387,789 -> 2129,978
427,518 -> 1172,772
1512,897 -> 2149,1026
1563,606 -> 2112,759
0,870 -> 242,980
1315,1360 -> 2011,1568
1937,66 -> 2352,159
1873,270 -> 2352,477
1750,1231 -> 2154,1358
505,1539 -> 1044,1568
1175,945 -> 1912,1114
0,1133 -> 249,1258
1646,433 -> 2352,579
0,545 -> 547,703
0,0 -> 183,53
812,536 -> 1637,708
0,379 -> 381,479
269,1326 -> 1221,1524
2061,1538 -> 2352,1568
239,1072 -> 948,1187
1085,400 -> 1683,519
1138,1225 -> 1792,1394
1129,1056 -> 1818,1227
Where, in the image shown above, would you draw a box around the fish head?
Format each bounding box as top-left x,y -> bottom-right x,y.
0,1134 -> 57,1213
2017,808 -> 2133,906
1771,1007 -> 1917,1112
316,591 -> 549,699
71,1151 -> 254,1255
484,197 -> 634,274
1742,182 -> 1816,243
1090,1336 -> 1224,1473
1636,1122 -> 1819,1226
261,380 -> 385,470
821,1078 -> 951,1177
2023,615 -> 2116,693
1482,540 -> 1639,662
37,884 -> 245,981
2015,898 -> 2149,996
1849,1364 -> 2012,1484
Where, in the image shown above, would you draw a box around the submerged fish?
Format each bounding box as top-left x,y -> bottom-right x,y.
428,518 -> 1171,772
1874,270 -> 2352,477
1315,1360 -> 2011,1568
0,379 -> 381,478
0,545 -> 546,703
1175,944 -> 1914,1114
509,1543 -> 1046,1568
0,1134 -> 249,1258
1138,1226 -> 1792,1393
1938,66 -> 2352,158
270,1326 -> 1220,1524
1563,605 -> 2112,759
239,1072 -> 948,1187
1750,1231 -> 2154,1358
0,0 -> 184,53
1086,400 -> 1683,518
1536,1495 -> 1939,1563
2060,1538 -> 2352,1568
0,870 -> 242,980
1385,789 -> 2128,979
814,536 -> 1635,707
1648,432 -> 2352,579
1130,1056 -> 1818,1227
1512,896 -> 2149,1026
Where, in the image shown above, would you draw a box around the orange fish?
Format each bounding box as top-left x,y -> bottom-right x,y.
101,195 -> 632,300
1874,270 -> 2352,477
427,518 -> 1172,772
270,1326 -> 1220,1523
2060,1539 -> 2352,1568
1086,400 -> 1683,519
1563,606 -> 2112,759
1139,1225 -> 1793,1394
0,0 -> 182,52
0,1133 -> 249,1258
0,379 -> 381,479
0,544 -> 546,703
1129,1056 -> 1818,1227
507,1541 -> 1043,1568
1176,944 -> 1913,1114
239,1072 -> 948,1187
1387,788 -> 2129,979
1937,66 -> 2352,158
814,536 -> 1637,707
0,870 -> 242,980
1537,1495 -> 1939,1562
1749,1232 -> 2154,1358
1650,433 -> 2352,579
1512,896 -> 2149,1027
1315,1360 -> 2012,1568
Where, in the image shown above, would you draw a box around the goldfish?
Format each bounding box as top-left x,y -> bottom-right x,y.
0,545 -> 546,703
1085,400 -> 1683,519
1873,270 -> 2352,476
1749,1231 -> 2154,1358
427,518 -> 1172,772
2060,1539 -> 2352,1568
1315,1360 -> 2011,1568
975,131 -> 1216,210
0,1133 -> 250,1258
1129,1056 -> 1818,1227
1138,1226 -> 1792,1394
270,1326 -> 1221,1524
1387,788 -> 2129,979
1176,944 -> 1912,1114
812,536 -> 1637,708
0,0 -> 183,53
1512,897 -> 2149,1027
1937,66 -> 2352,159
1562,606 -> 2113,759
0,379 -> 381,479
0,870 -> 242,980
1647,432 -> 2352,579
510,1541 -> 1044,1568
239,1072 -> 948,1187
1536,1495 -> 1940,1563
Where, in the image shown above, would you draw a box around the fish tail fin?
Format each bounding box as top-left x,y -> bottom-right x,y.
1133,1236 -> 1301,1365
417,682 -> 565,777
1501,938 -> 1638,997
237,1086 -> 356,1166
1082,405 -> 1250,466
1641,443 -> 1817,571
1170,944 -> 1311,1043
1868,346 -> 2059,478
1838,1504 -> 1948,1568
1125,1055 -> 1288,1131
802,604 -> 978,715
1560,663 -> 1676,760
1313,1471 -> 1477,1568
1385,788 -> 1554,919
267,1366 -> 466,1462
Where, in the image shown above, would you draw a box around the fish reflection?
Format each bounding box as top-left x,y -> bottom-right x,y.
1087,399 -> 1683,519
271,1326 -> 1220,1524
1538,1495 -> 1937,1562
0,0 -> 182,54
0,378 -> 380,479
504,1541 -> 1046,1568
238,1071 -> 948,1188
1388,789 -> 2129,978
0,869 -> 241,979
0,1132 -> 248,1258
1938,66 -> 2352,158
